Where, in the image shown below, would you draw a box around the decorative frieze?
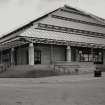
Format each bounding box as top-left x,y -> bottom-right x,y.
52,15 -> 105,28
22,37 -> 105,49
0,37 -> 28,50
37,23 -> 105,38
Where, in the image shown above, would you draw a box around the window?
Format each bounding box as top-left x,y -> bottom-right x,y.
2,50 -> 11,64
34,50 -> 41,64
93,51 -> 103,64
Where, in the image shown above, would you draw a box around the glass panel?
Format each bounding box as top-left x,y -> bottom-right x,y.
77,48 -> 103,63
93,51 -> 103,64
89,54 -> 93,61
84,54 -> 88,61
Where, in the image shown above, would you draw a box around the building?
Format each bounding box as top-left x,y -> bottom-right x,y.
0,5 -> 105,72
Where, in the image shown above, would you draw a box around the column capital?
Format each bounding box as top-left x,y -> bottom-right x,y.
29,43 -> 34,47
11,47 -> 14,52
67,46 -> 71,50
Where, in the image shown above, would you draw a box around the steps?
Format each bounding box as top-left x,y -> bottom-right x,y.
0,65 -> 57,78
78,62 -> 96,73
0,62 -> 97,77
54,62 -> 96,74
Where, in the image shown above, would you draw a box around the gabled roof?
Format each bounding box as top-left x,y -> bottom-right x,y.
0,5 -> 105,39
0,8 -> 59,39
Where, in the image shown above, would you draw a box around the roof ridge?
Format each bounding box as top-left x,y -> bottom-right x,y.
64,4 -> 105,25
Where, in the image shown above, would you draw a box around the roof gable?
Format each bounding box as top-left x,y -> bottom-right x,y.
1,5 -> 105,39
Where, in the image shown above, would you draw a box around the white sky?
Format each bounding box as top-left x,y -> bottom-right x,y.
0,0 -> 105,35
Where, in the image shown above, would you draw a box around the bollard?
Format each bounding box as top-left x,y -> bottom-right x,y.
94,68 -> 102,77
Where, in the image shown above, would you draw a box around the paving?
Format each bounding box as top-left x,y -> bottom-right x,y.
0,72 -> 105,105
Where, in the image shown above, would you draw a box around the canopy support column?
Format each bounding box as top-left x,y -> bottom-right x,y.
91,47 -> 94,62
66,46 -> 71,62
50,44 -> 54,64
28,43 -> 34,65
11,48 -> 15,66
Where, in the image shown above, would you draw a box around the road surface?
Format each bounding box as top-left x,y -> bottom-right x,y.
0,73 -> 105,105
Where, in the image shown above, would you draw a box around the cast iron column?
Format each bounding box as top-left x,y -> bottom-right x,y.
11,48 -> 15,66
66,46 -> 71,62
29,43 -> 34,65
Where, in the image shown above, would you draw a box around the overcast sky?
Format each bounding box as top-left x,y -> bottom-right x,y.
0,0 -> 105,35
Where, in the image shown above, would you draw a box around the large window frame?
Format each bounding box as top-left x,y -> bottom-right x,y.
78,48 -> 103,64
